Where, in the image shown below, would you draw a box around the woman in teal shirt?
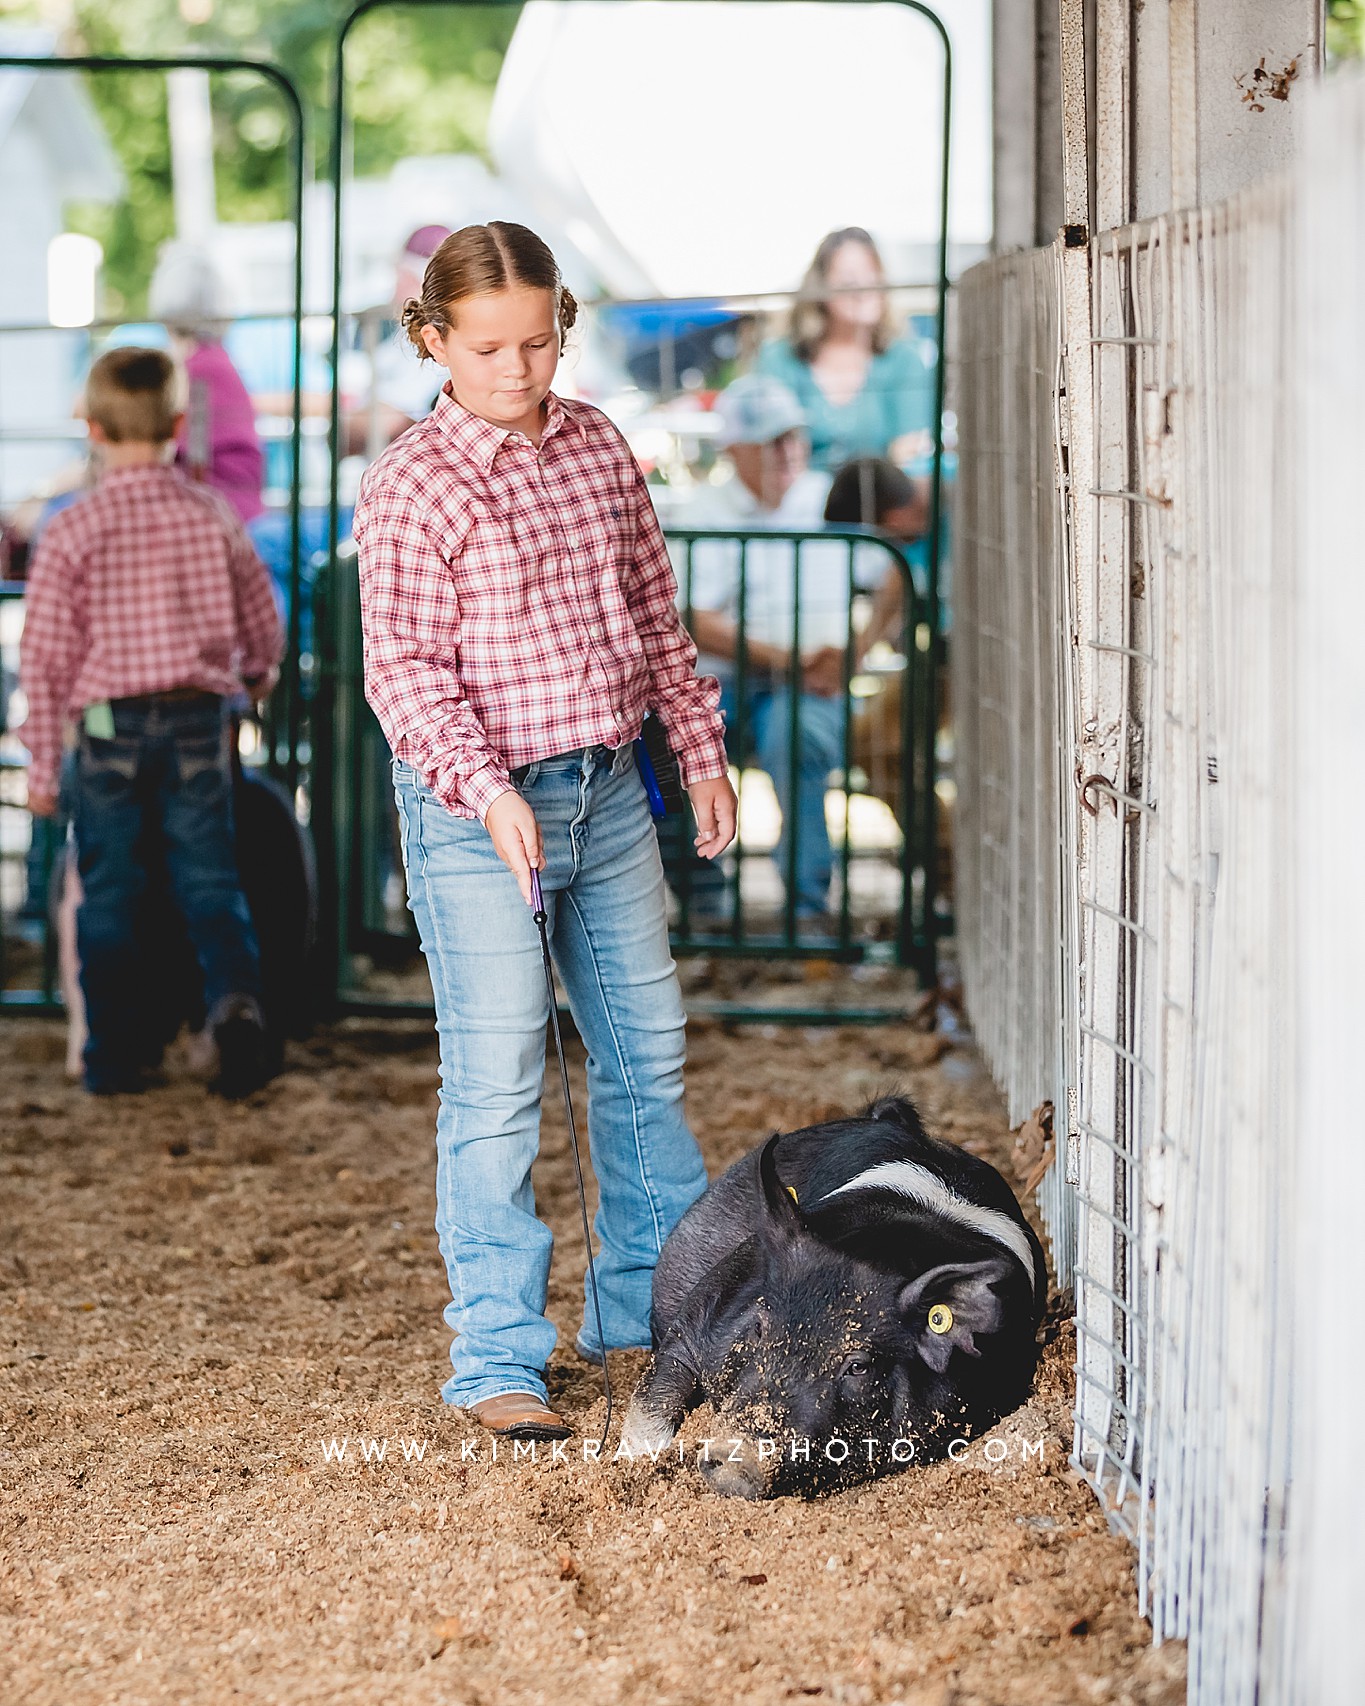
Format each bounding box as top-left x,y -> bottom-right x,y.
756,227 -> 937,473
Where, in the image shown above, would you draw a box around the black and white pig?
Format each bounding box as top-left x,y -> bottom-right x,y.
620,1095 -> 1048,1499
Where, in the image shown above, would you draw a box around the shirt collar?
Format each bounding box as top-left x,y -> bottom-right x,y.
99,463 -> 180,485
430,383 -> 578,473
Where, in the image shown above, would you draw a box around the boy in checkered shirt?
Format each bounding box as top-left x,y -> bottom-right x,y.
20,346 -> 284,1097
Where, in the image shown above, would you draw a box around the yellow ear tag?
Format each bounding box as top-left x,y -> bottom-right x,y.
927,1304 -> 954,1335
785,1185 -> 799,1205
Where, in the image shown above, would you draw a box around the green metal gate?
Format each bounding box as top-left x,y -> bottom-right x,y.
0,9 -> 954,1024
0,52 -> 307,1013
313,0 -> 953,1023
316,523 -> 935,1008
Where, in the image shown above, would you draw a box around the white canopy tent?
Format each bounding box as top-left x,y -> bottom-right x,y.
489,0 -> 991,302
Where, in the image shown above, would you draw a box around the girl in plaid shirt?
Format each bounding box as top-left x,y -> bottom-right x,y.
352,223 -> 737,1441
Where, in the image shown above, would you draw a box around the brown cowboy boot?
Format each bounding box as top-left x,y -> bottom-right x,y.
466,1391 -> 572,1441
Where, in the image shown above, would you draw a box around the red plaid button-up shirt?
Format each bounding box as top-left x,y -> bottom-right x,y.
352,384 -> 727,820
19,465 -> 284,797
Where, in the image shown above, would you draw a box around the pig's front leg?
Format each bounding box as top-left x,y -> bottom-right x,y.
620,1344 -> 700,1455
622,1236 -> 762,1456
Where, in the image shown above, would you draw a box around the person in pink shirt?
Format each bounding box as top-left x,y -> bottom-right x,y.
353,222 -> 737,1442
20,347 -> 283,1099
149,241 -> 265,526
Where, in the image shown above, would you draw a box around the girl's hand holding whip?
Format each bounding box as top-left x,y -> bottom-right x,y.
486,790 -> 545,904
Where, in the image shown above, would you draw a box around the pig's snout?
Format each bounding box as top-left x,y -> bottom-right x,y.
699,1438 -> 776,1500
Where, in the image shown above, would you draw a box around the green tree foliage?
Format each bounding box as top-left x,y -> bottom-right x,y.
1328,0 -> 1365,62
15,0 -> 517,313
65,65 -> 176,319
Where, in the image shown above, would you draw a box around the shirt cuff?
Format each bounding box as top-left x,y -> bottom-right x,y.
452,763 -> 515,823
240,651 -> 283,684
674,728 -> 730,787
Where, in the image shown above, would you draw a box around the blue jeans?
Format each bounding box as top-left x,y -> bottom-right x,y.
747,687 -> 844,918
657,683 -> 844,922
72,694 -> 262,1086
392,743 -> 709,1411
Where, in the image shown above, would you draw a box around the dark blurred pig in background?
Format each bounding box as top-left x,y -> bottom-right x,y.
621,1096 -> 1048,1499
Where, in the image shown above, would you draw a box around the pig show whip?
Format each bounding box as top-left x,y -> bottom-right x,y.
529,867 -> 613,1453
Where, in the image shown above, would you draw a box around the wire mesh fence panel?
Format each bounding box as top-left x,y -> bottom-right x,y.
952,244 -> 1075,1285
955,128 -> 1329,1698
1179,181 -> 1295,1701
1069,224 -> 1162,1547
1064,197 -> 1301,1689
1114,211 -> 1222,1642
1076,194 -> 1299,1698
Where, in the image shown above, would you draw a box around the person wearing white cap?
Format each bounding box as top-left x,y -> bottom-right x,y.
671,374 -> 851,926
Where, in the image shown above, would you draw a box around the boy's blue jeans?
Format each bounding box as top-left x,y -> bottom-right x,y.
71,693 -> 262,1085
747,686 -> 844,918
392,743 -> 709,1412
660,679 -> 843,920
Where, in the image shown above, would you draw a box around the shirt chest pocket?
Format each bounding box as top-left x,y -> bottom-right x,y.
447,501 -> 539,604
575,492 -> 634,583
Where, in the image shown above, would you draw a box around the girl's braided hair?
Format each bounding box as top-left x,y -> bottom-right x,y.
402,221 -> 578,358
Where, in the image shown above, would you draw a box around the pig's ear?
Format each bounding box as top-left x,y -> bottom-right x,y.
898,1258 -> 1014,1374
757,1134 -> 804,1244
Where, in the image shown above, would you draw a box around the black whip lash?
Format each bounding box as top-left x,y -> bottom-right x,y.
529,868 -> 613,1453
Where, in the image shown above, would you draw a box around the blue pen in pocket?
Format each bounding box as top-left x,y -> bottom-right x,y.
635,712 -> 687,818
635,735 -> 668,817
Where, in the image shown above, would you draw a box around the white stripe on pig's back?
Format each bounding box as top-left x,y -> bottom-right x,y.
817,1161 -> 1037,1295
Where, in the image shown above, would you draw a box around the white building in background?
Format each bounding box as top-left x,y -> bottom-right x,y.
0,30 -> 122,509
